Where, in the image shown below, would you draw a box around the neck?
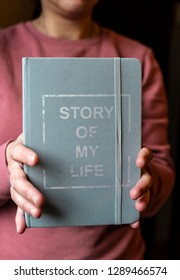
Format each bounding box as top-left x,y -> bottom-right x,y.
32,12 -> 100,40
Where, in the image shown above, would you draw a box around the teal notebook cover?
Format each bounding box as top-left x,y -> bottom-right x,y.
23,57 -> 141,227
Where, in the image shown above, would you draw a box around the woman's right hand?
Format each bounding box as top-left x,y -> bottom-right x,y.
6,134 -> 45,233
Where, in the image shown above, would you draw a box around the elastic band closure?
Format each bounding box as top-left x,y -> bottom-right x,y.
114,58 -> 122,224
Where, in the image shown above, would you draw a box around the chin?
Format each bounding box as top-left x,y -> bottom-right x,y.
51,0 -> 97,19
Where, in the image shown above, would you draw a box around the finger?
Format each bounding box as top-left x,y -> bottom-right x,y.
9,162 -> 45,208
130,170 -> 153,200
136,147 -> 153,169
9,143 -> 39,166
130,220 -> 140,229
10,186 -> 43,219
16,133 -> 23,142
15,207 -> 26,234
135,190 -> 150,212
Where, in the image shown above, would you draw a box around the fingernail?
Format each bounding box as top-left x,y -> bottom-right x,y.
27,152 -> 35,163
30,208 -> 37,217
16,225 -> 20,233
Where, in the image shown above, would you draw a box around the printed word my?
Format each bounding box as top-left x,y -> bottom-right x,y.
76,145 -> 99,158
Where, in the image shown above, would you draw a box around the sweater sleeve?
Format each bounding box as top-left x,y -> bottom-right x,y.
0,142 -> 11,206
141,48 -> 175,217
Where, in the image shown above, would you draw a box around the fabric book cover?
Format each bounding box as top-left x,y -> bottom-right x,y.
22,57 -> 141,227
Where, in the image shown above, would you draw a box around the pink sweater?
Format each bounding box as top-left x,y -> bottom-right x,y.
0,22 -> 175,260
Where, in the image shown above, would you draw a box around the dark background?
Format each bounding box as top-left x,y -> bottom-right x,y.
94,0 -> 180,259
93,0 -> 180,259
0,0 -> 180,259
93,0 -> 174,83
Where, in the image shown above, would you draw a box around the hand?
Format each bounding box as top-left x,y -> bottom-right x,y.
130,147 -> 153,228
6,134 -> 45,233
